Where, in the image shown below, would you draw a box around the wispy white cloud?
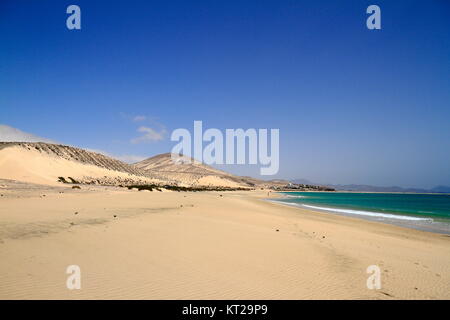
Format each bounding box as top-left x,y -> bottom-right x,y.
131,126 -> 167,144
0,124 -> 55,143
120,113 -> 167,144
120,113 -> 149,122
133,115 -> 147,122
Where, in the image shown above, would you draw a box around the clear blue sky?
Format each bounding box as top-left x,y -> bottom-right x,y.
1,0 -> 449,188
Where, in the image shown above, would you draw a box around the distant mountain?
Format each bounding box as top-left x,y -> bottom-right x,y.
291,178 -> 315,185
291,178 -> 450,194
328,184 -> 429,193
429,185 -> 450,193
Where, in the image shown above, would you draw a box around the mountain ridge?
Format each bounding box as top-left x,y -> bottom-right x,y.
291,178 -> 450,193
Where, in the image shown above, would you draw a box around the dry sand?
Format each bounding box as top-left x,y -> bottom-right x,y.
0,180 -> 449,299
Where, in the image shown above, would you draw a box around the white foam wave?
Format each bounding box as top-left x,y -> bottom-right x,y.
301,204 -> 433,222
283,194 -> 306,198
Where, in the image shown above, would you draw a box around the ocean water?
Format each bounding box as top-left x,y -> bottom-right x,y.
274,192 -> 450,234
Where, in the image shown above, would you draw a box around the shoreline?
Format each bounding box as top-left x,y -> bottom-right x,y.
266,198 -> 450,236
1,183 -> 449,299
269,192 -> 450,235
280,190 -> 450,195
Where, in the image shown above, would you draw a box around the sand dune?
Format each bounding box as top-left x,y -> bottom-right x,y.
0,142 -> 162,186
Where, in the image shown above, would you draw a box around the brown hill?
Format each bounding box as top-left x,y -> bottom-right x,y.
133,153 -> 259,188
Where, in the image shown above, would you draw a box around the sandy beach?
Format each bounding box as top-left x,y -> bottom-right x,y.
0,180 -> 449,299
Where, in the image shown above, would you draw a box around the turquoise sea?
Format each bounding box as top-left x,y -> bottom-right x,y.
274,192 -> 450,234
